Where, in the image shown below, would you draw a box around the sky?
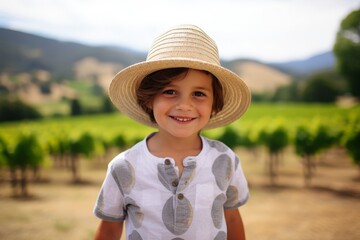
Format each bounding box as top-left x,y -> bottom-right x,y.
0,0 -> 359,63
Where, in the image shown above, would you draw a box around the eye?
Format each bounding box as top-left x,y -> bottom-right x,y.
193,91 -> 206,97
162,89 -> 176,95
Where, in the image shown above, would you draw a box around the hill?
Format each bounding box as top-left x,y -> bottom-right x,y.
269,51 -> 335,78
0,27 -> 336,109
0,27 -> 145,78
223,59 -> 292,93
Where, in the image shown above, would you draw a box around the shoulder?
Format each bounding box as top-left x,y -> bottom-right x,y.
203,136 -> 234,155
108,139 -> 145,171
105,141 -> 146,194
202,136 -> 240,169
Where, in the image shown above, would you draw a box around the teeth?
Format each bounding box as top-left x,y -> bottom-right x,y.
173,116 -> 192,122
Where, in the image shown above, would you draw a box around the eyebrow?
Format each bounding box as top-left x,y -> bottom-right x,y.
193,86 -> 212,91
166,83 -> 212,90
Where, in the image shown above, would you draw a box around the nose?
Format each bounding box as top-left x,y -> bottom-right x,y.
175,95 -> 193,111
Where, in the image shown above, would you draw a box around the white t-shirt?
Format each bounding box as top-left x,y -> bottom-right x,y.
94,134 -> 249,240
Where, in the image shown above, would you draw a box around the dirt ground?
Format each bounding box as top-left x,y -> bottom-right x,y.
0,147 -> 359,240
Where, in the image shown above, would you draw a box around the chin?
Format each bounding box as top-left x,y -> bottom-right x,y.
168,129 -> 201,139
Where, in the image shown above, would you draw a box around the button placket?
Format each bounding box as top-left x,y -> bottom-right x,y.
177,157 -> 197,192
163,158 -> 179,194
160,157 -> 196,233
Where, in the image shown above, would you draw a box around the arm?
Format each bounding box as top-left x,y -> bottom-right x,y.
94,220 -> 123,240
224,208 -> 246,240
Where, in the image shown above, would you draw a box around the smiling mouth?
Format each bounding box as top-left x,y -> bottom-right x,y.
170,116 -> 195,122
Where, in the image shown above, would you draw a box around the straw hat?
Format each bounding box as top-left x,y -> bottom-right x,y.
109,24 -> 251,129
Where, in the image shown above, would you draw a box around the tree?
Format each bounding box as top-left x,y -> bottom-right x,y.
0,137 -> 11,183
70,98 -> 82,116
112,133 -> 127,150
294,122 -> 337,187
12,134 -> 46,197
344,129 -> 360,176
102,96 -> 115,113
271,82 -> 302,102
302,74 -> 342,103
342,115 -> 360,176
48,133 -> 71,168
217,127 -> 241,150
0,98 -> 42,122
238,129 -> 258,156
258,122 -> 289,185
294,126 -> 317,186
333,8 -> 360,97
68,132 -> 96,182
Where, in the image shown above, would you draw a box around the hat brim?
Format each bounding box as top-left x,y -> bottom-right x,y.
109,58 -> 251,130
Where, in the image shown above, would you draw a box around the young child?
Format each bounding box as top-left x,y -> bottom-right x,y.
94,24 -> 251,240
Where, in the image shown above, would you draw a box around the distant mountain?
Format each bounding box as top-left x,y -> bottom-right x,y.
0,27 -> 146,78
224,59 -> 292,93
0,26 -> 337,94
0,27 -> 335,80
268,51 -> 335,78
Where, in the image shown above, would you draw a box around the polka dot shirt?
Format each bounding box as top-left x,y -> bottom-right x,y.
94,134 -> 249,240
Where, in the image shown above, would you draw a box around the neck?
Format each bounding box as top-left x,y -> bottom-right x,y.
147,131 -> 202,154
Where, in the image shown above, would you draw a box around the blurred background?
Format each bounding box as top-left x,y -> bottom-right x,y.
0,1 -> 360,239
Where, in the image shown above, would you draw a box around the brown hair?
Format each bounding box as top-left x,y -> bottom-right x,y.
136,68 -> 224,123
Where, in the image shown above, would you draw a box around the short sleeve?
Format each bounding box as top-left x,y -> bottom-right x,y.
93,160 -> 127,222
223,155 -> 249,209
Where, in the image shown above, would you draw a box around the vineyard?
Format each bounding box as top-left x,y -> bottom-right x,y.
0,103 -> 360,196
0,103 -> 360,239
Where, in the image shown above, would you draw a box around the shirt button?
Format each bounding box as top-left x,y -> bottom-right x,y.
172,180 -> 179,187
164,159 -> 171,165
178,193 -> 184,200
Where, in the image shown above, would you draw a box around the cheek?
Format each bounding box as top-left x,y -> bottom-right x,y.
151,97 -> 171,113
199,101 -> 214,116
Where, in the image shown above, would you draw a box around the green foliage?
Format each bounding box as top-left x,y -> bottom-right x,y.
294,126 -> 317,157
92,135 -> 107,156
48,133 -> 70,156
238,129 -> 258,149
0,103 -> 356,187
103,96 -> 115,113
69,132 -> 96,158
253,69 -> 347,103
70,98 -> 82,116
0,136 -> 11,168
302,74 -> 343,102
0,103 -> 358,161
112,134 -> 127,149
92,83 -> 105,96
271,82 -> 302,102
344,129 -> 360,165
333,8 -> 360,97
260,125 -> 289,154
217,127 -> 240,149
250,92 -> 272,102
314,124 -> 341,150
294,121 -> 339,158
0,98 -> 42,122
13,133 -> 46,168
342,115 -> 360,166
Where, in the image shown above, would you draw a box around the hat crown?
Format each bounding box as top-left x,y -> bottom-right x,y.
147,25 -> 220,65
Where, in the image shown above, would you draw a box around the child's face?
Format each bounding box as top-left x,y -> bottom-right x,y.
151,69 -> 214,138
